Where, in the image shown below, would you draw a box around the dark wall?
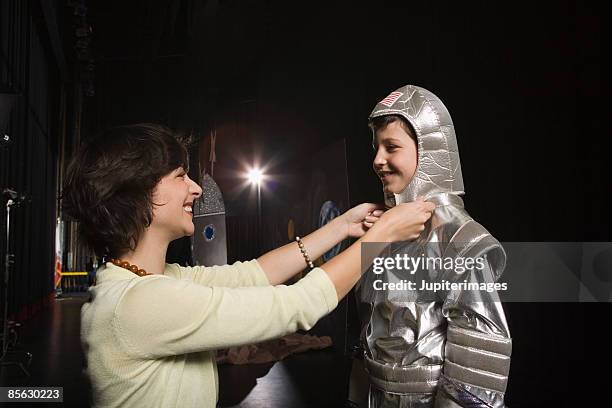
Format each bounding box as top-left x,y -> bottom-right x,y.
1,0 -> 601,405
84,0 -> 605,236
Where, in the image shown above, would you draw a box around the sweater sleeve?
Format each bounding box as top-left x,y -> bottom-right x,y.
167,260 -> 270,287
113,267 -> 338,359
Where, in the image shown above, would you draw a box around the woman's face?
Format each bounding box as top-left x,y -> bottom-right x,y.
372,120 -> 418,194
150,167 -> 203,240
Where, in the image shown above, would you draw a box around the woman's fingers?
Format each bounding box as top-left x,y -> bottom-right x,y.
377,200 -> 437,241
416,199 -> 436,213
346,203 -> 385,227
365,210 -> 385,219
361,203 -> 384,213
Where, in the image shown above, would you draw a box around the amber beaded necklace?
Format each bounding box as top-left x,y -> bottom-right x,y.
108,258 -> 151,277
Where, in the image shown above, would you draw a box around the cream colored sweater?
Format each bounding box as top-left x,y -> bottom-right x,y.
81,260 -> 338,408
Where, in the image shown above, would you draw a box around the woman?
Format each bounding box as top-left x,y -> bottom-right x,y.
63,123 -> 435,408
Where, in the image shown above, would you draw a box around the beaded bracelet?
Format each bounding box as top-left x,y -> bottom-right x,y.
295,236 -> 314,270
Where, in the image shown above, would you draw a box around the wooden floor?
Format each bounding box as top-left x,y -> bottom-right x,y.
0,294 -> 354,407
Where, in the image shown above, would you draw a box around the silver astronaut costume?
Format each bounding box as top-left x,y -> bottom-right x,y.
359,85 -> 511,407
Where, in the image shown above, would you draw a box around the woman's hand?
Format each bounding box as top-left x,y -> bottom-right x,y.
368,199 -> 436,242
339,203 -> 386,239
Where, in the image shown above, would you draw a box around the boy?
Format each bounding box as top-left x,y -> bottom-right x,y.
359,85 -> 511,407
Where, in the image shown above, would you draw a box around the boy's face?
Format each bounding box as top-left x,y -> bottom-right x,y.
372,120 -> 418,194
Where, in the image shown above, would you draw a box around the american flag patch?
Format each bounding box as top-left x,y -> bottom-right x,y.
379,91 -> 403,107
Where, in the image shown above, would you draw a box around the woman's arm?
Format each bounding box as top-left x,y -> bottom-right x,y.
321,200 -> 434,299
257,203 -> 384,285
114,268 -> 339,358
169,204 -> 382,288
114,202 -> 435,359
167,260 -> 270,287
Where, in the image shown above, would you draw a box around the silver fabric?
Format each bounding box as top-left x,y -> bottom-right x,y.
360,85 -> 512,407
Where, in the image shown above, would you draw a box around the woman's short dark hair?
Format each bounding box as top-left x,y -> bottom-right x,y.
61,123 -> 189,257
368,114 -> 417,142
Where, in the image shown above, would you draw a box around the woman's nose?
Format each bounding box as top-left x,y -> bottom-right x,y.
187,176 -> 203,198
193,183 -> 203,198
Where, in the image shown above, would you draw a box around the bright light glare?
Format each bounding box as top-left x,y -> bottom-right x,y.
247,168 -> 264,185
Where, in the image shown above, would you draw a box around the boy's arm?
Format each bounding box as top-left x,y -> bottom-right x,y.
435,254 -> 512,408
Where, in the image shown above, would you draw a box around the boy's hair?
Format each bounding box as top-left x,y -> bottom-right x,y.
368,114 -> 417,142
61,123 -> 189,257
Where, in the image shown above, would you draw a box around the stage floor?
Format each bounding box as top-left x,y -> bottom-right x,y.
0,293 -> 354,407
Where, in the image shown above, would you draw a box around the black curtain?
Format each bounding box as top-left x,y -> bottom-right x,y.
1,0 -> 61,321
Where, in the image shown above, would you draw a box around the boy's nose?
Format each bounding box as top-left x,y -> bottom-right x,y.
373,150 -> 387,166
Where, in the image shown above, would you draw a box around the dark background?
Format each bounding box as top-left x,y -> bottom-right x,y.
1,0 -> 606,406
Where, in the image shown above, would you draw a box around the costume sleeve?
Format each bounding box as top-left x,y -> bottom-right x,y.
168,259 -> 270,287
435,256 -> 512,408
113,267 -> 338,359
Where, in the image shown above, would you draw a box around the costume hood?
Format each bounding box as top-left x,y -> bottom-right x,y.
369,85 -> 464,207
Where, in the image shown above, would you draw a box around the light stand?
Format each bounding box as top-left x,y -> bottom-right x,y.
0,189 -> 32,376
246,168 -> 264,247
257,181 -> 262,234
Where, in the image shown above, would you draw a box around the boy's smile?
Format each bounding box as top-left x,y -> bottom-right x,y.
372,120 -> 418,195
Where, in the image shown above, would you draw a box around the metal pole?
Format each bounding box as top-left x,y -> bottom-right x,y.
257,182 -> 261,221
1,200 -> 12,358
0,198 -> 32,375
257,182 -> 262,241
